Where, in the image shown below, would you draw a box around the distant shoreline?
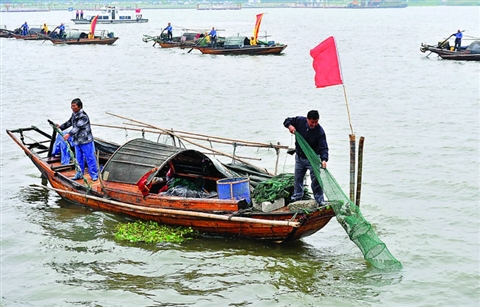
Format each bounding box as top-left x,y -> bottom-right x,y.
1,1 -> 478,13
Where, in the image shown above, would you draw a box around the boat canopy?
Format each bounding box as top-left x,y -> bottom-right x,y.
466,41 -> 480,53
101,138 -> 230,184
224,35 -> 250,48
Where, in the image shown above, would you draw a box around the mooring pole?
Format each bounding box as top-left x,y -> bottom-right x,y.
355,136 -> 365,207
349,134 -> 356,202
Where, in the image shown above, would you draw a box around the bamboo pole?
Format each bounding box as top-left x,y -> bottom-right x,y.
32,184 -> 300,228
95,122 -> 287,149
93,123 -> 262,161
349,134 -> 356,202
355,136 -> 364,208
106,112 -> 275,175
122,122 -> 289,149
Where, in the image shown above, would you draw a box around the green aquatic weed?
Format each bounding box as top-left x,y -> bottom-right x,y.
114,220 -> 198,243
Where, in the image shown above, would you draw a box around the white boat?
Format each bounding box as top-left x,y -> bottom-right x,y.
71,6 -> 148,24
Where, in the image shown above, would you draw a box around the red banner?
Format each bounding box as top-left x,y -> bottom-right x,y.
310,36 -> 343,88
252,13 -> 264,42
89,15 -> 99,38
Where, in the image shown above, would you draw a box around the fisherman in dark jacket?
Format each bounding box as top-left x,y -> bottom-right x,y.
57,98 -> 98,181
284,110 -> 329,205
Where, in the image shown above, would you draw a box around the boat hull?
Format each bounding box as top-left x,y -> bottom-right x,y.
194,45 -> 287,55
420,44 -> 480,61
6,127 -> 335,243
49,37 -> 119,45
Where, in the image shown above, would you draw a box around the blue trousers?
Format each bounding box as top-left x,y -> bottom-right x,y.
52,133 -> 73,165
292,155 -> 324,204
74,142 -> 98,179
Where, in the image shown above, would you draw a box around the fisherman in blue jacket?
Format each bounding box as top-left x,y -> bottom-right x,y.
57,98 -> 98,181
284,110 -> 329,205
58,23 -> 65,38
164,22 -> 173,41
21,22 -> 29,36
208,27 -> 217,48
454,29 -> 463,51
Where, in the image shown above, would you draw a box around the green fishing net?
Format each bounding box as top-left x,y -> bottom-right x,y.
295,132 -> 402,271
251,173 -> 311,204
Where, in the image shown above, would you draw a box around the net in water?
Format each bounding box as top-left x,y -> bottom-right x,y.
295,132 -> 402,270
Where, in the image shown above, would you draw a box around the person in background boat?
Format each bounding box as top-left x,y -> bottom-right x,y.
20,22 -> 29,36
164,22 -> 173,41
208,27 -> 217,48
57,98 -> 99,181
80,10 -> 84,19
52,129 -> 73,165
41,23 -> 48,35
250,36 -> 257,45
76,10 -> 79,20
58,23 -> 65,38
454,29 -> 463,51
283,110 -> 329,205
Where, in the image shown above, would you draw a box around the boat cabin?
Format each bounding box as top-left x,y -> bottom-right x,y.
101,138 -> 234,197
224,35 -> 276,49
85,6 -> 143,22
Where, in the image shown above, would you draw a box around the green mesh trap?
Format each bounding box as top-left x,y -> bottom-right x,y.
295,132 -> 402,271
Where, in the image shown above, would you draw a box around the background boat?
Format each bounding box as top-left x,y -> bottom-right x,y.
71,6 -> 148,24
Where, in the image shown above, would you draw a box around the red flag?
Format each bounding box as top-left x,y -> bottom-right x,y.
135,8 -> 141,13
310,36 -> 343,88
252,13 -> 264,42
89,15 -> 99,39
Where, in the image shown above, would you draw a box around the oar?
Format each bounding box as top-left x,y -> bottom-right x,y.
187,35 -> 207,53
427,30 -> 464,57
153,29 -> 165,47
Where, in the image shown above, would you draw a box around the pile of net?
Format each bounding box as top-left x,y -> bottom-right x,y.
295,132 -> 402,271
251,173 -> 311,204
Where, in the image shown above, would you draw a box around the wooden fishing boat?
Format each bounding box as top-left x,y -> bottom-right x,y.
9,27 -> 47,40
0,28 -> 14,38
143,31 -> 225,49
49,36 -> 118,45
71,6 -> 148,24
6,114 -> 335,243
143,32 -> 205,49
190,35 -> 287,55
45,29 -> 119,45
420,40 -> 480,61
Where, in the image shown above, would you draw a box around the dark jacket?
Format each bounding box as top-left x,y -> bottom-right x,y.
284,116 -> 329,162
60,109 -> 94,146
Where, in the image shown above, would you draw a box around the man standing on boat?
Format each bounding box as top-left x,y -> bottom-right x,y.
80,10 -> 84,19
20,22 -> 29,36
58,23 -> 65,38
57,98 -> 99,181
164,22 -> 173,41
76,10 -> 79,20
284,110 -> 328,205
454,29 -> 463,51
208,27 -> 217,48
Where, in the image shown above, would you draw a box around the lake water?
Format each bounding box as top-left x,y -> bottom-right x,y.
1,6 -> 479,307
